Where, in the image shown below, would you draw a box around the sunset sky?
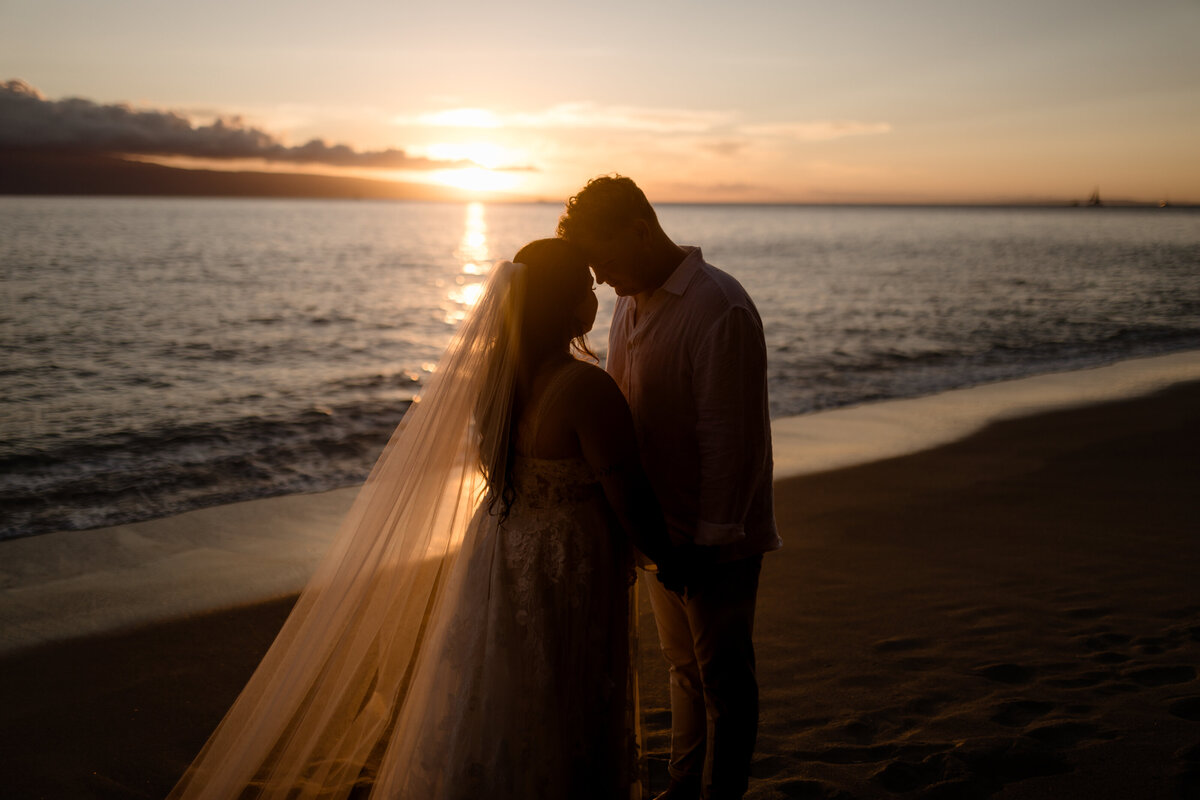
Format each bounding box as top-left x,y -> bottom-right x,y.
2,0 -> 1198,203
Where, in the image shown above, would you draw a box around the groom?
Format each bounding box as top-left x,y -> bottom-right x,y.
558,176 -> 780,800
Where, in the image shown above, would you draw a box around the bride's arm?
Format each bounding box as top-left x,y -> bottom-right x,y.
567,366 -> 674,568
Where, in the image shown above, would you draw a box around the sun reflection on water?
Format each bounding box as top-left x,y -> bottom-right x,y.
457,202 -> 489,275
443,202 -> 490,323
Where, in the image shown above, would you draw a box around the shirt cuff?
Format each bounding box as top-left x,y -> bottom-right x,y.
694,520 -> 746,546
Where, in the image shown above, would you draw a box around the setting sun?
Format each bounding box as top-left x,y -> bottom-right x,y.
418,142 -> 527,194
430,166 -> 522,194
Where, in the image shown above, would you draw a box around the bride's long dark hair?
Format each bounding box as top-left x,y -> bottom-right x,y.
479,238 -> 596,519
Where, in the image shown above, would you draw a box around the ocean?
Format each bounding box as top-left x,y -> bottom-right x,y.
2,197 -> 1198,540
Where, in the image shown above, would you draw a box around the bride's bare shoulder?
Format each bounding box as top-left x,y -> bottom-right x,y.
560,361 -> 637,464
562,361 -> 628,413
563,360 -> 617,389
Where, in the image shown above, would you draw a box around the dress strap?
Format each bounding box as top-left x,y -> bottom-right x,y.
520,359 -> 585,453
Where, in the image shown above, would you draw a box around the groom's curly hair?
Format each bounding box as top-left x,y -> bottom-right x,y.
556,174 -> 658,242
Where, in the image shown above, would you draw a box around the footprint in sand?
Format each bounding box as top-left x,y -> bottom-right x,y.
1022,721 -> 1104,749
1124,664 -> 1197,687
1169,696 -> 1200,722
871,760 -> 935,793
903,693 -> 954,716
976,663 -> 1037,685
1134,635 -> 1174,655
1091,681 -> 1141,696
750,753 -> 789,779
872,636 -> 931,653
836,672 -> 895,689
794,741 -> 944,766
1078,631 -> 1133,651
1044,670 -> 1113,689
836,717 -> 879,745
886,741 -> 1073,798
1161,604 -> 1200,620
775,778 -> 854,800
797,743 -> 899,764
989,699 -> 1055,727
870,637 -> 945,673
1173,741 -> 1200,797
1065,606 -> 1116,620
951,739 -> 1073,784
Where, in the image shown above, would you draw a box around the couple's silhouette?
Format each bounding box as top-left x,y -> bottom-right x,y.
169,176 -> 778,800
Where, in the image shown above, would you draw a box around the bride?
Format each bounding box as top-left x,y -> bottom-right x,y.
168,238 -> 673,799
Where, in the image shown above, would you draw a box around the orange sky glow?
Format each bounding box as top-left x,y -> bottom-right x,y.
2,0 -> 1198,204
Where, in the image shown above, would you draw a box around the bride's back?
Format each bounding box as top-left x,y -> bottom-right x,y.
515,358 -> 602,461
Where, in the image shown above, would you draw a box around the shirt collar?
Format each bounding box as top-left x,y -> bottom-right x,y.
658,245 -> 703,297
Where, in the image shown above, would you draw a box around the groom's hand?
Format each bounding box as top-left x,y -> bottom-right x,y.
655,541 -> 717,597
652,543 -> 693,596
654,561 -> 688,596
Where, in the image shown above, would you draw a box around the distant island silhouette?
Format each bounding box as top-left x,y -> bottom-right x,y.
0,150 -> 501,202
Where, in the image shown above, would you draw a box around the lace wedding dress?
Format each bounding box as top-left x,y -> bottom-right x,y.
377,361 -> 639,798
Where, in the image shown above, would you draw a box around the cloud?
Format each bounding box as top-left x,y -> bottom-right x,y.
405,102 -> 734,134
416,108 -> 503,128
511,103 -> 734,133
0,79 -> 472,169
738,120 -> 892,141
698,139 -> 750,157
405,102 -> 890,146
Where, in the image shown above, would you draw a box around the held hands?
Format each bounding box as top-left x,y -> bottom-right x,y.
653,541 -> 716,597
653,557 -> 688,596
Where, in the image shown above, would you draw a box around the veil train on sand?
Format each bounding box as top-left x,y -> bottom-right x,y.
169,261 -> 528,798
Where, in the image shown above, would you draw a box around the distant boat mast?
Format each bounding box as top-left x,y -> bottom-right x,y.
1087,187 -> 1103,207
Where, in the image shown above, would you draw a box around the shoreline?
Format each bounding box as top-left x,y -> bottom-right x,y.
2,348 -> 1199,656
771,347 -> 1200,479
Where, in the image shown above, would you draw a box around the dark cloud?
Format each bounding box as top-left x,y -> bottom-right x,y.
0,79 -> 471,170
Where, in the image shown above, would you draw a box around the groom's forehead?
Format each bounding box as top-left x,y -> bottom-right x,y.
578,229 -> 633,257
575,239 -> 616,265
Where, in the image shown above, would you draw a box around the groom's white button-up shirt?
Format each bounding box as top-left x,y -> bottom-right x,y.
606,246 -> 780,560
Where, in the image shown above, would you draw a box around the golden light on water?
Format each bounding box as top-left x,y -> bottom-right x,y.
448,280 -> 485,309
457,201 -> 489,274
443,202 -> 490,323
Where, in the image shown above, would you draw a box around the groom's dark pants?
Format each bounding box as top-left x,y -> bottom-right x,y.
646,555 -> 762,799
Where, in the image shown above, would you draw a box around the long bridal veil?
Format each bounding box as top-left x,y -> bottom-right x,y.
168,261 -> 531,799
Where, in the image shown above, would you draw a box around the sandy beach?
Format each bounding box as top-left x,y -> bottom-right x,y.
2,355 -> 1198,799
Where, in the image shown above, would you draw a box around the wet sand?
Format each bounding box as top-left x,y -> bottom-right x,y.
1,375 -> 1198,798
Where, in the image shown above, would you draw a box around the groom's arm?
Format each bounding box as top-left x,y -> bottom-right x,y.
571,366 -> 674,568
691,305 -> 771,546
